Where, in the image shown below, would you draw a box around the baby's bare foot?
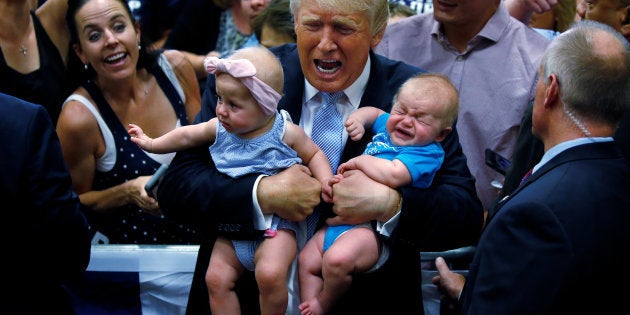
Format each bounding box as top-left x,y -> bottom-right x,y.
298,297 -> 327,315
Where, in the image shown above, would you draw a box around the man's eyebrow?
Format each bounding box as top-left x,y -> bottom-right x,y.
331,16 -> 359,29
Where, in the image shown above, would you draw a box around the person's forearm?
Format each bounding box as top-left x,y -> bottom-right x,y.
77,181 -> 137,212
178,51 -> 209,79
505,0 -> 558,23
157,146 -> 259,228
505,0 -> 534,23
348,156 -> 411,189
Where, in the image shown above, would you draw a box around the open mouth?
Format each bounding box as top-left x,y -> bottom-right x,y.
394,128 -> 412,139
220,120 -> 230,130
315,59 -> 341,74
104,52 -> 128,64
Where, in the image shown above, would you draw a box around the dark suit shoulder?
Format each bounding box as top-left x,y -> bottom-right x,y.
371,52 -> 425,87
270,43 -> 298,60
0,92 -> 42,119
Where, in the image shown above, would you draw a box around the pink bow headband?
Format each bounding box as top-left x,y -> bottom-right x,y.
204,56 -> 281,116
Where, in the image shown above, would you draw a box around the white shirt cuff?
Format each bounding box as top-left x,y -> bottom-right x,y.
376,199 -> 401,237
252,175 -> 269,229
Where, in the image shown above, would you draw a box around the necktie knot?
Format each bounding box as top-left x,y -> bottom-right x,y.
321,92 -> 344,108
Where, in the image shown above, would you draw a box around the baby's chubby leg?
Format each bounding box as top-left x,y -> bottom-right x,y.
254,229 -> 297,314
206,237 -> 244,314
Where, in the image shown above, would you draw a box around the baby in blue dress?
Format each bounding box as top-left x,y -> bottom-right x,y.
128,46 -> 334,315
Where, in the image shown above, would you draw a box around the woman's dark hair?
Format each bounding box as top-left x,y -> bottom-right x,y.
252,0 -> 296,44
66,0 -> 160,87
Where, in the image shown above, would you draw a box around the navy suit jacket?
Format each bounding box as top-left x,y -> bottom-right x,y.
496,104 -> 629,214
0,93 -> 91,313
462,141 -> 630,314
157,44 -> 483,314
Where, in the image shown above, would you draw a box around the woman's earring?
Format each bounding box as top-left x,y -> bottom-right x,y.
84,63 -> 88,70
138,43 -> 142,51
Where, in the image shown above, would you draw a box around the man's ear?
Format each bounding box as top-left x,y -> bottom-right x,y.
370,29 -> 385,48
544,73 -> 560,108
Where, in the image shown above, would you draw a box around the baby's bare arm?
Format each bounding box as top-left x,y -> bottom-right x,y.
128,119 -> 217,154
284,122 -> 335,201
338,155 -> 411,189
345,107 -> 386,141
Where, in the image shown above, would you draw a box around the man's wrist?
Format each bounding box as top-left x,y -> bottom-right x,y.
379,191 -> 402,222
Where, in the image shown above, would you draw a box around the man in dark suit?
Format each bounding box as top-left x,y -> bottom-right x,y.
432,20 -> 630,314
157,0 -> 484,314
0,92 -> 91,314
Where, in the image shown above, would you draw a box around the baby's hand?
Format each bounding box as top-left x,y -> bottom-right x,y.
344,118 -> 365,141
128,123 -> 153,151
321,175 -> 342,203
337,158 -> 359,175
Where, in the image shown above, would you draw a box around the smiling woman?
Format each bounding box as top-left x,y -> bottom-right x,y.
56,0 -> 202,246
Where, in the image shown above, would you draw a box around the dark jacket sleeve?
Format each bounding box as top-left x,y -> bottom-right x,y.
398,123 -> 484,252
1,97 -> 91,284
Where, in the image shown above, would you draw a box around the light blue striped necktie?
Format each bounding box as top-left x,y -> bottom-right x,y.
311,91 -> 344,174
306,91 -> 344,239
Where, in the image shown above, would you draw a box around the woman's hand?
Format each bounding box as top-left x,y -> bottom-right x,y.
126,176 -> 161,216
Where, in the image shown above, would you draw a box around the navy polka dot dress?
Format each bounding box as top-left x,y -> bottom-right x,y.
80,62 -> 200,245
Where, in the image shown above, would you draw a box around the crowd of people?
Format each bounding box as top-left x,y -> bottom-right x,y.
0,0 -> 628,314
